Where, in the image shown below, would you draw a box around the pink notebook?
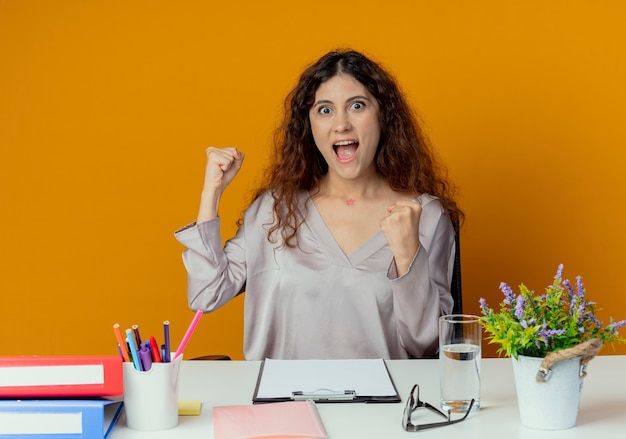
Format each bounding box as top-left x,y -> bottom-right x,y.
213,400 -> 328,439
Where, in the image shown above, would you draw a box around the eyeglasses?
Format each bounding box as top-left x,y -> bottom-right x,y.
402,384 -> 475,432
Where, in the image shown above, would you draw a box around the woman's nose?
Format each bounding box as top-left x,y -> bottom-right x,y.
333,111 -> 352,132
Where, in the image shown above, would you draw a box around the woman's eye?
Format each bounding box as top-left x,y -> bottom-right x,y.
350,101 -> 365,111
318,106 -> 332,115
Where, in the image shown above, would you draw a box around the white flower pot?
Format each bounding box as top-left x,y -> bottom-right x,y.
511,355 -> 584,430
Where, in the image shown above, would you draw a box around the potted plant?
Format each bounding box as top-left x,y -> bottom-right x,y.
479,264 -> 625,430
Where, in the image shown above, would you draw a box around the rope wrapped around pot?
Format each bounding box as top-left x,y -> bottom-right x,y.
535,338 -> 603,383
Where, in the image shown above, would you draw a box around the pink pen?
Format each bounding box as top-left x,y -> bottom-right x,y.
173,310 -> 203,361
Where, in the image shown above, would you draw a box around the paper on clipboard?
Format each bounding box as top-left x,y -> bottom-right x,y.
253,359 -> 400,403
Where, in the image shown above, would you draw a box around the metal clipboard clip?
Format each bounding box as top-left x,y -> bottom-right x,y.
291,388 -> 357,401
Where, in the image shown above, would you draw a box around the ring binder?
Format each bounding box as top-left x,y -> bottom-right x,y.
0,399 -> 123,438
292,389 -> 356,401
0,356 -> 123,398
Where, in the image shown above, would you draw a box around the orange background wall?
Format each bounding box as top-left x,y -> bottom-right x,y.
2,1 -> 625,360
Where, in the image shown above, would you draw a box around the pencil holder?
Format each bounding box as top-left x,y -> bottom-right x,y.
122,354 -> 182,431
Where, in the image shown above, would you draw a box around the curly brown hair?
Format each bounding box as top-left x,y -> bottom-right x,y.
248,49 -> 463,247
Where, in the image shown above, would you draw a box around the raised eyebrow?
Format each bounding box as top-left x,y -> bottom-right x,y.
312,95 -> 371,107
312,99 -> 333,108
346,95 -> 371,104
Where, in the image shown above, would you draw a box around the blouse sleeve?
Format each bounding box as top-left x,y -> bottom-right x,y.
388,197 -> 455,358
174,217 -> 247,312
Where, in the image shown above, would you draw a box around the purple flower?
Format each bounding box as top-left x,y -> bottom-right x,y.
577,300 -> 586,323
515,295 -> 526,320
614,320 -> 626,330
609,319 -> 626,332
554,264 -> 564,280
479,297 -> 488,314
563,279 -> 575,298
585,313 -> 601,326
565,282 -> 577,314
576,275 -> 586,298
539,320 -> 548,345
539,326 -> 568,345
500,282 -> 515,305
536,320 -> 567,345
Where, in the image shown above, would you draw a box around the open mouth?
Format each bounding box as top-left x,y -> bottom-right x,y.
333,140 -> 359,161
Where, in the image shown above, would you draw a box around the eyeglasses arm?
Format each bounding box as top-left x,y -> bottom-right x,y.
404,399 -> 475,432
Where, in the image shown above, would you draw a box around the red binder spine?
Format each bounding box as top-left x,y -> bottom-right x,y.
0,356 -> 123,397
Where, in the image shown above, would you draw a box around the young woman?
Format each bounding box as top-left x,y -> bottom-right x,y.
175,50 -> 462,360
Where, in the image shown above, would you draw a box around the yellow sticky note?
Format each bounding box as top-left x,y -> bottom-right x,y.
178,399 -> 202,416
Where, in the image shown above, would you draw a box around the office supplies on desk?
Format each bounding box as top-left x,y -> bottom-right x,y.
163,320 -> 171,363
0,356 -> 123,397
178,399 -> 202,416
138,343 -> 152,371
131,324 -> 142,348
122,354 -> 183,431
125,329 -> 142,371
173,309 -> 203,361
213,400 -> 327,439
252,358 -> 400,403
149,336 -> 162,363
112,324 -> 130,363
0,399 -> 123,439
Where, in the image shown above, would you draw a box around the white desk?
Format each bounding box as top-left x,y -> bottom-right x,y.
109,356 -> 626,438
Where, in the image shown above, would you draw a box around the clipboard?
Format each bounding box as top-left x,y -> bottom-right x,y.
252,359 -> 401,404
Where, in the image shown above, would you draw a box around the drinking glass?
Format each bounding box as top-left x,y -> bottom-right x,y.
439,314 -> 481,412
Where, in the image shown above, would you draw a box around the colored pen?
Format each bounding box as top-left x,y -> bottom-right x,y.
149,335 -> 162,363
173,309 -> 203,361
132,324 -> 142,348
126,329 -> 142,371
113,323 -> 130,362
163,320 -> 171,362
139,342 -> 153,371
